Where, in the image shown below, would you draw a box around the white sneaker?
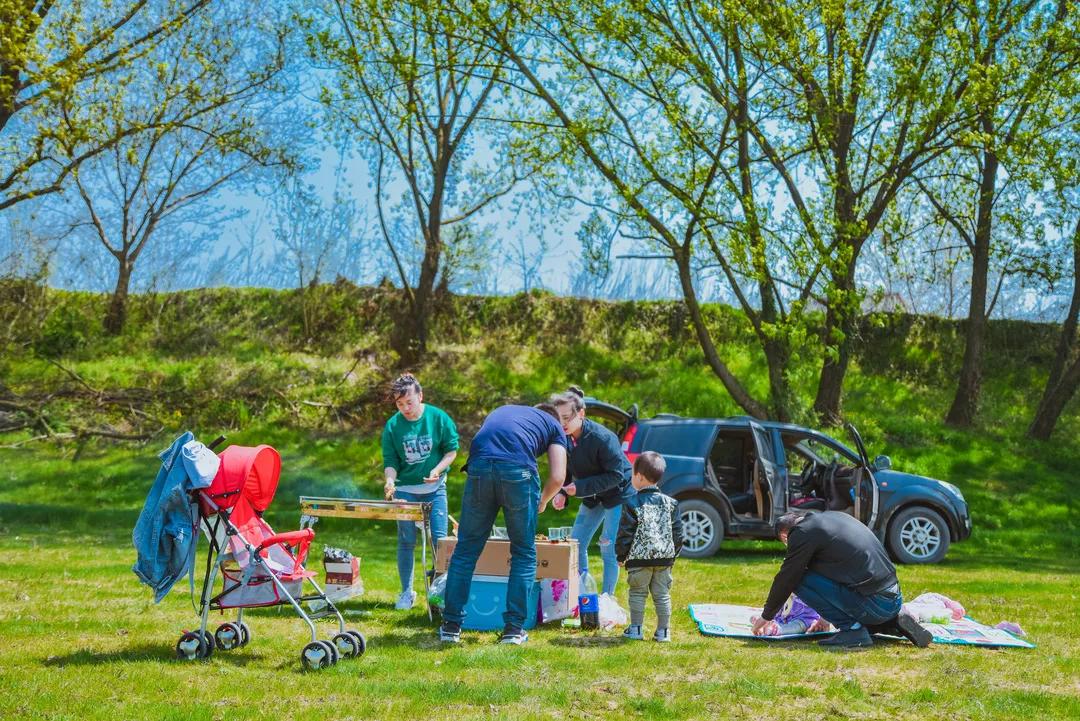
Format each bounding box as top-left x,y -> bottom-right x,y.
653,628 -> 671,642
394,589 -> 417,610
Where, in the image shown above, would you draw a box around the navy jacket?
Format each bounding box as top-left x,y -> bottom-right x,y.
565,419 -> 633,509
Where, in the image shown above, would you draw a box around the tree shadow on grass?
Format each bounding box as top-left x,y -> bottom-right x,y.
42,643 -> 261,667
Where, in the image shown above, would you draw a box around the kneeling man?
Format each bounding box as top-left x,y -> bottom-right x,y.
752,511 -> 932,649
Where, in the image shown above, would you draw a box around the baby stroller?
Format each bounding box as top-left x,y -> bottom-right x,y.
177,436 -> 366,671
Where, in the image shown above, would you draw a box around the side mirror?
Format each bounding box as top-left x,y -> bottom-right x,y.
872,455 -> 891,471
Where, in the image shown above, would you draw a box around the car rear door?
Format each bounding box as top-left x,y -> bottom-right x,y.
748,421 -> 787,522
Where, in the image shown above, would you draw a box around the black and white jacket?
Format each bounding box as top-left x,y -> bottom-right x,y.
615,487 -> 683,568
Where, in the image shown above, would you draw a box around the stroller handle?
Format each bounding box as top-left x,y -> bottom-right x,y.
207,435 -> 227,451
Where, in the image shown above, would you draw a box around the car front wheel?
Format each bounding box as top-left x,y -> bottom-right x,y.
678,499 -> 725,558
887,506 -> 950,564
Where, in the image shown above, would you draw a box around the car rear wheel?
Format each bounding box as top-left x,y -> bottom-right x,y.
678,499 -> 724,558
887,506 -> 950,564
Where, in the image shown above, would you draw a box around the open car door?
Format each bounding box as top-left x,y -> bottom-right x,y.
749,421 -> 787,523
583,398 -> 637,440
845,423 -> 880,530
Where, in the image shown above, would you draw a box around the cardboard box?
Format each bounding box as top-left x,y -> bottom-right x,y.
435,537 -> 578,580
460,575 -> 540,631
324,558 -> 359,577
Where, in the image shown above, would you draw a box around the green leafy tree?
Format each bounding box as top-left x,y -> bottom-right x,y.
63,4 -> 287,334
907,0 -> 1079,427
306,0 -> 530,365
0,0 -> 214,211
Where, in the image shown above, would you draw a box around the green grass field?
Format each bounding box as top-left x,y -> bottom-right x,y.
1,432 -> 1077,721
2,289 -> 1078,719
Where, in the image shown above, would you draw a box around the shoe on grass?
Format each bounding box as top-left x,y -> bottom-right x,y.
438,622 -> 461,643
499,626 -> 528,645
653,627 -> 671,642
623,624 -> 644,641
818,626 -> 873,648
395,589 -> 417,610
894,612 -> 933,648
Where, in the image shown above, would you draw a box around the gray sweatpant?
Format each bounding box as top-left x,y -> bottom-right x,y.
627,565 -> 674,628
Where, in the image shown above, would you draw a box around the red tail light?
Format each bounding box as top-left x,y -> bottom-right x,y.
621,423 -> 639,464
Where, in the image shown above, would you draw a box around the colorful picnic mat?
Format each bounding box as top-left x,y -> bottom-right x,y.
688,603 -> 1035,648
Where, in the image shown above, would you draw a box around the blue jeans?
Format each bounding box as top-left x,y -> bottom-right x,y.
795,571 -> 902,631
571,502 -> 622,595
443,461 -> 539,630
394,484 -> 449,594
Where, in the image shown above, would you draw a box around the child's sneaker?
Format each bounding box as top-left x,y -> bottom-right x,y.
438,622 -> 461,643
499,626 -> 528,645
622,624 -> 644,640
653,627 -> 671,642
395,589 -> 417,610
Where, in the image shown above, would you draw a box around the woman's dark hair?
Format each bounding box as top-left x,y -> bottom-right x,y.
390,373 -> 422,400
551,385 -> 585,413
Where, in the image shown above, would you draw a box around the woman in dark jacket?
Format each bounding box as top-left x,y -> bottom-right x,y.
551,387 -> 633,595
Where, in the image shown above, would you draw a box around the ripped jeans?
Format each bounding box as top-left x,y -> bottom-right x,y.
571,502 -> 622,595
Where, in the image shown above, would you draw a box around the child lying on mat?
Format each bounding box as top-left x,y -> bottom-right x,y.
750,594 -> 833,636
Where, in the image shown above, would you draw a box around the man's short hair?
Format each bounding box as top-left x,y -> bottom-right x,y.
534,402 -> 559,420
776,511 -> 807,539
633,451 -> 666,484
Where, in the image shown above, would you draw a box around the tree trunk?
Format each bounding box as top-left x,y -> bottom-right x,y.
393,156 -> 447,368
762,336 -> 794,422
1028,357 -> 1080,439
104,258 -> 133,335
812,286 -> 856,426
1028,217 -> 1080,439
946,129 -> 998,427
672,248 -> 769,419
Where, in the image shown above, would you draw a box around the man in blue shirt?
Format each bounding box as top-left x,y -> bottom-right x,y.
439,404 -> 569,645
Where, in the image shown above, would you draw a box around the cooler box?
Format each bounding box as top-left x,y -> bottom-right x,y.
461,575 -> 540,631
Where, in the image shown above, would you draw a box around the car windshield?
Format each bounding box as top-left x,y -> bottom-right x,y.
792,434 -> 858,465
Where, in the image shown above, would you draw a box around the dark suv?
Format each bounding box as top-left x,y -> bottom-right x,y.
585,400 -> 972,564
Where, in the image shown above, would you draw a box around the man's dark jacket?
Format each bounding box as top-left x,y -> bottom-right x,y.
762,511 -> 899,620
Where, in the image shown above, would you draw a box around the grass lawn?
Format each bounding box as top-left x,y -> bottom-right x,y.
1,438 -> 1078,721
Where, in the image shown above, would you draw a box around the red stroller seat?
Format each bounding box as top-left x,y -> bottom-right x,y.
174,439 -> 366,670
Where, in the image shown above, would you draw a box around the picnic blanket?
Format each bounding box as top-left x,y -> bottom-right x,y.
688,604 -> 1034,648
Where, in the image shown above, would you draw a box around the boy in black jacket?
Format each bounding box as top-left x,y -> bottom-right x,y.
616,451 -> 682,642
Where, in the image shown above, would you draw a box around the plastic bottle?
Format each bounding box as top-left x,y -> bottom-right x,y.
578,572 -> 599,630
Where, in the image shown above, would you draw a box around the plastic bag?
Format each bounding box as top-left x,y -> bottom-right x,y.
540,578 -> 574,622
323,546 -> 354,563
597,593 -> 628,629
428,573 -> 447,610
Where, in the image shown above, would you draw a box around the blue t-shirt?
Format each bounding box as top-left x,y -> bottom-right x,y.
467,405 -> 568,472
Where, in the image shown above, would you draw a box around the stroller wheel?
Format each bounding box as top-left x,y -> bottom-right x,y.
346,630 -> 367,657
332,632 -> 360,659
200,629 -> 216,654
301,641 -> 332,671
215,622 -> 242,651
176,631 -> 213,661
320,639 -> 339,665
237,622 -> 251,647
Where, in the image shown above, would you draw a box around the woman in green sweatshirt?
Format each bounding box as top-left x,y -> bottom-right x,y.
381,373 -> 459,610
